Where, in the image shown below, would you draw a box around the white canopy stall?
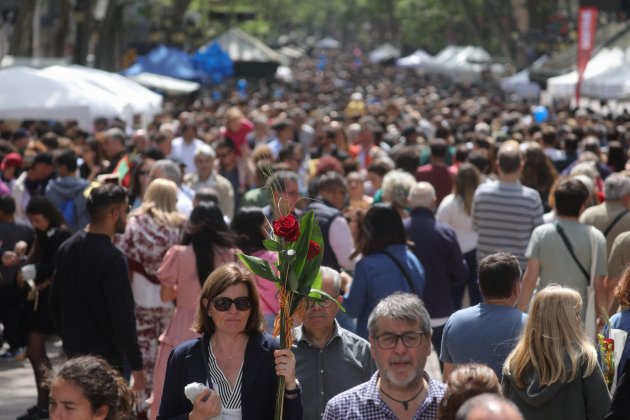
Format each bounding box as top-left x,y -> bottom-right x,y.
40,66 -> 134,127
439,46 -> 504,82
0,67 -> 123,129
315,37 -> 341,49
500,69 -> 541,99
126,72 -> 201,95
547,48 -> 625,99
369,43 -> 401,64
582,49 -> 630,100
42,65 -> 163,126
396,49 -> 434,69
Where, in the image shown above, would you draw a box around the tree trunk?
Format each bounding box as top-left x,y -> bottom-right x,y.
457,0 -> 485,46
94,0 -> 124,71
73,0 -> 94,65
52,0 -> 71,57
171,0 -> 193,31
8,0 -> 37,56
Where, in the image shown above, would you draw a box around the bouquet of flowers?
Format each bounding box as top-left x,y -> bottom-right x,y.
238,202 -> 342,419
597,332 -> 615,390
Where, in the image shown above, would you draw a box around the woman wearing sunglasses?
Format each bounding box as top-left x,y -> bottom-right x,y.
150,202 -> 238,419
157,263 -> 303,420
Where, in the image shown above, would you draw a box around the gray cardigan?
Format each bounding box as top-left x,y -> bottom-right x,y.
502,356 -> 611,420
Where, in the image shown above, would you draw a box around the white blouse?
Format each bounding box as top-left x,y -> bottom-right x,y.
208,342 -> 244,420
436,193 -> 478,254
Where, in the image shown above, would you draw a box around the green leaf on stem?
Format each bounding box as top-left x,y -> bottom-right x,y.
237,253 -> 279,282
287,270 -> 299,291
290,210 -> 316,278
310,270 -> 323,293
263,239 -> 280,252
297,222 -> 324,295
309,288 -> 346,312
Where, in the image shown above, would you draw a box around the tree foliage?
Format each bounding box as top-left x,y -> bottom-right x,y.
6,0 -> 566,68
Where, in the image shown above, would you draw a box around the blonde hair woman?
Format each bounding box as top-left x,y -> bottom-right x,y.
502,285 -> 610,420
115,178 -> 186,417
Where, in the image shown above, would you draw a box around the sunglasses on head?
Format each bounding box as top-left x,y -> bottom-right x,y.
211,296 -> 252,312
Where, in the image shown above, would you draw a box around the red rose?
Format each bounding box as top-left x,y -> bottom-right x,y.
273,214 -> 300,242
306,240 -> 321,260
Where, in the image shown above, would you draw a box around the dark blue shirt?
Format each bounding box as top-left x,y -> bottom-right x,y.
404,207 -> 467,319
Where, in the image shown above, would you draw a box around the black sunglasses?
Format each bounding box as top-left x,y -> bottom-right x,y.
212,297 -> 252,312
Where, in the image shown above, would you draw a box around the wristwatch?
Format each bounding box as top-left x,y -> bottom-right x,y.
285,379 -> 301,398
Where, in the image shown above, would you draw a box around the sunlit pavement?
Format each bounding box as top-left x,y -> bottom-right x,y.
0,338 -> 63,420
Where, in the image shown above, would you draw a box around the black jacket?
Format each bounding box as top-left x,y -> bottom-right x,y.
50,231 -> 142,371
307,198 -> 342,270
606,355 -> 630,420
158,333 -> 302,420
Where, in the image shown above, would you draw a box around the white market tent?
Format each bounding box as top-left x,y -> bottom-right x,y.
436,46 -> 504,82
0,66 -> 123,129
42,65 -> 163,125
582,48 -> 630,100
0,55 -> 70,69
210,27 -> 288,65
582,66 -> 630,100
425,45 -> 499,81
278,46 -> 305,61
40,66 -> 134,127
396,49 -> 434,69
427,45 -> 464,71
369,43 -> 401,64
547,48 -> 625,99
500,69 -> 541,98
126,72 -> 200,95
315,37 -> 341,49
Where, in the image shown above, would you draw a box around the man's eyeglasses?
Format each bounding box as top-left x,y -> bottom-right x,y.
305,297 -> 335,310
373,332 -> 425,349
212,297 -> 252,312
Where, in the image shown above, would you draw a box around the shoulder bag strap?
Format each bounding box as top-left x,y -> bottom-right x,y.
603,210 -> 629,237
554,222 -> 590,284
379,250 -> 418,295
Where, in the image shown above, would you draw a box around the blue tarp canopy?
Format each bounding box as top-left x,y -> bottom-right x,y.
191,42 -> 234,84
122,45 -> 202,81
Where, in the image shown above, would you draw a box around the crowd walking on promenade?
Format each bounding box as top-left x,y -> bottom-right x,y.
2,51 -> 630,420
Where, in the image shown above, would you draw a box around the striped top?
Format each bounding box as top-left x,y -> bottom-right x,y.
472,180 -> 544,268
208,342 -> 244,413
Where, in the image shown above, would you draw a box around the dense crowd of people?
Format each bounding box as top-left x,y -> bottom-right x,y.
2,51 -> 630,420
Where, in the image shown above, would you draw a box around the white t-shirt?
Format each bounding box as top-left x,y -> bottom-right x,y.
171,137 -> 205,174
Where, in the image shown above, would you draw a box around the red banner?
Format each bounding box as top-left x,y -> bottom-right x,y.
576,7 -> 598,103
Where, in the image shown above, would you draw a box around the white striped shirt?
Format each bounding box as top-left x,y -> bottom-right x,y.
472,180 -> 544,268
208,342 -> 244,413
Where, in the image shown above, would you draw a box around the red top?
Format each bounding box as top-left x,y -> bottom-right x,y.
221,119 -> 254,156
416,163 -> 455,206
